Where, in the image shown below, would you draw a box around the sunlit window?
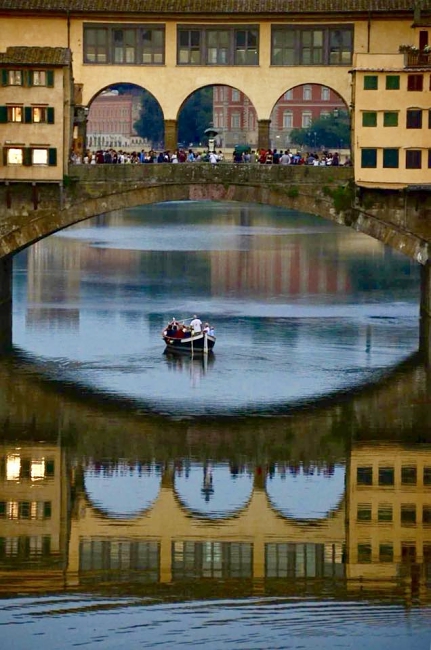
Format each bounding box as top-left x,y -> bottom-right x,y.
7,501 -> 19,519
32,106 -> 47,123
6,148 -> 23,165
6,455 -> 20,480
32,149 -> 48,165
7,106 -> 22,122
8,70 -> 22,85
31,459 -> 45,480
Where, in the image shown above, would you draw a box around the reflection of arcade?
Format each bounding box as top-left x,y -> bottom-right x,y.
164,349 -> 214,387
1,440 -> 431,605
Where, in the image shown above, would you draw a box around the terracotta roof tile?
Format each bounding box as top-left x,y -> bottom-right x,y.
0,0 -> 428,15
0,46 -> 71,65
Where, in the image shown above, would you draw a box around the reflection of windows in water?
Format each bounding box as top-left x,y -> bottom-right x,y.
266,542 -> 344,577
357,504 -> 372,521
378,467 -> 394,486
378,504 -> 393,522
401,466 -> 417,485
79,539 -> 160,582
172,541 -> 252,579
357,466 -> 372,485
401,504 -> 416,525
0,535 -> 51,558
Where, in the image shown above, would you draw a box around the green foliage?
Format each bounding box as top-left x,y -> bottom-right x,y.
290,111 -> 351,150
134,90 -> 164,148
178,87 -> 213,146
286,186 -> 299,199
331,184 -> 355,213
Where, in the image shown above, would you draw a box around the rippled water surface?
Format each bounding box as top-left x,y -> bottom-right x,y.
1,202 -> 430,649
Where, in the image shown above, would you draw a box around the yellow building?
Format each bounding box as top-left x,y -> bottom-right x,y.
351,49 -> 431,188
0,46 -> 73,182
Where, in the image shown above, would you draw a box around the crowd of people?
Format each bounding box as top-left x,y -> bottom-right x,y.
70,147 -> 351,167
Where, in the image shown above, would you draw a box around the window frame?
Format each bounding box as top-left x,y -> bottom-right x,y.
361,148 -> 377,169
383,148 -> 399,168
362,111 -> 377,127
383,111 -> 398,127
406,109 -> 423,129
364,75 -> 378,90
407,74 -> 423,91
271,24 -> 353,66
177,25 -> 259,66
83,23 -> 166,65
406,149 -> 422,169
385,75 -> 400,90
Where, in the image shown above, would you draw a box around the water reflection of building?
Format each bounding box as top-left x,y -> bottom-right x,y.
0,443 -> 69,592
348,444 -> 431,601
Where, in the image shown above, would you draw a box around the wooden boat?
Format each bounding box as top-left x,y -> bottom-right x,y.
162,317 -> 216,353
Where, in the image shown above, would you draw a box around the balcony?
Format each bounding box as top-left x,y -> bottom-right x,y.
406,51 -> 431,67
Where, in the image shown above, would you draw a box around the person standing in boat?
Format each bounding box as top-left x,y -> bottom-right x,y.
190,315 -> 202,333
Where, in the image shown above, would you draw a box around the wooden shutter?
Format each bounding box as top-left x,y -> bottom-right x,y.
0,106 -> 7,123
1,70 -> 8,86
46,70 -> 54,87
1,148 -> 6,165
47,107 -> 55,124
23,148 -> 32,166
48,148 -> 57,166
24,106 -> 32,123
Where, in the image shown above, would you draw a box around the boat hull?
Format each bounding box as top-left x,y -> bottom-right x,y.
163,332 -> 216,352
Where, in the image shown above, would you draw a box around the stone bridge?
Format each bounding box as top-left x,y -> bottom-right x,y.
0,164 -> 431,350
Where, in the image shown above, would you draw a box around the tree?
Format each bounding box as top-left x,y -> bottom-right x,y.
289,111 -> 351,150
178,87 -> 213,146
134,90 -> 164,148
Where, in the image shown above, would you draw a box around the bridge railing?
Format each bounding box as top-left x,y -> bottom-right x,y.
67,163 -> 354,185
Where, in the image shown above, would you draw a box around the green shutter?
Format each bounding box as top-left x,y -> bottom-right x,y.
1,69 -> 8,86
23,148 -> 32,166
362,112 -> 377,127
1,148 -> 5,165
386,75 -> 400,90
46,70 -> 54,87
48,148 -> 57,166
383,112 -> 398,127
47,107 -> 55,124
24,106 -> 32,124
25,69 -> 32,87
364,75 -> 378,90
0,106 -> 7,123
361,148 -> 377,168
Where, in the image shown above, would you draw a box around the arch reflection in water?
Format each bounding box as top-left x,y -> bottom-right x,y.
174,461 -> 254,519
266,463 -> 345,520
84,461 -> 162,519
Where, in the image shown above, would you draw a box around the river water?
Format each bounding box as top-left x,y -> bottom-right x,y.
0,202 -> 430,649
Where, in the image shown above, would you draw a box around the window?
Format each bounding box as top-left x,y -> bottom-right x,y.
386,75 -> 400,90
271,25 -> 353,66
235,29 -> 258,65
423,505 -> 431,524
407,109 -> 422,129
361,148 -> 377,168
406,150 -> 422,169
357,504 -> 372,521
401,466 -> 417,485
424,467 -> 431,485
378,505 -> 393,522
379,467 -> 394,486
364,75 -> 378,90
6,148 -> 23,165
379,544 -> 393,562
362,111 -> 377,127
7,106 -> 23,122
357,543 -> 372,563
32,106 -> 49,123
231,89 -> 240,101
383,112 -> 398,127
178,26 -> 258,66
321,86 -> 330,100
207,30 -> 229,64
303,85 -> 312,100
284,89 -> 293,100
302,111 -> 312,128
401,504 -> 416,525
383,149 -> 399,168
231,112 -> 241,128
8,70 -> 22,85
32,70 -> 46,86
357,466 -> 372,485
142,28 -> 164,64
407,74 -> 423,91
84,24 -> 165,65
32,149 -> 49,165
283,110 -> 293,128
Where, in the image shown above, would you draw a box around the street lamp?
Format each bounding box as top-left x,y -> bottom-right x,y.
204,123 -> 219,153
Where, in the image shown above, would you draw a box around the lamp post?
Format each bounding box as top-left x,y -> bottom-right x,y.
204,123 -> 219,154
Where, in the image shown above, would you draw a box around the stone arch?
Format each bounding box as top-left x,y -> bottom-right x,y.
176,83 -> 260,151
269,83 -> 350,153
83,82 -> 165,154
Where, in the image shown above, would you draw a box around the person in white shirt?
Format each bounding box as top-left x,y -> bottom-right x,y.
190,315 -> 202,333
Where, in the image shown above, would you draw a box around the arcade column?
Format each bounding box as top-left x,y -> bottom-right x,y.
164,119 -> 178,153
257,119 -> 271,151
0,256 -> 12,352
420,260 -> 431,365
